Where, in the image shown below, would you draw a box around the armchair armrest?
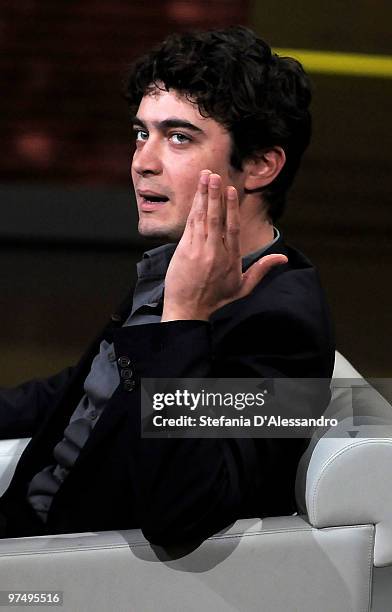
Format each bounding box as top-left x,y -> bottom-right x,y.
295,351 -> 392,567
304,419 -> 392,567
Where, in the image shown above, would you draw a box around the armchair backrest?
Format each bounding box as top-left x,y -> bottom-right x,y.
0,438 -> 30,496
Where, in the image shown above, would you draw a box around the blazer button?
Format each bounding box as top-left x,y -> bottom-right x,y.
123,379 -> 135,392
118,356 -> 131,368
120,368 -> 133,379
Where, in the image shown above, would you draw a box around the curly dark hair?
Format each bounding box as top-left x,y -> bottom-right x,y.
124,26 -> 312,221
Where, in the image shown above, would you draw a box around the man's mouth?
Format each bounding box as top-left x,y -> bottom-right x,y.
138,191 -> 170,205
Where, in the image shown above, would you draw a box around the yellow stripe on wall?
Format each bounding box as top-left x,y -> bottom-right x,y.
273,48 -> 392,79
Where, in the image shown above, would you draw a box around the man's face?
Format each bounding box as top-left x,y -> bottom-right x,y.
131,88 -> 242,242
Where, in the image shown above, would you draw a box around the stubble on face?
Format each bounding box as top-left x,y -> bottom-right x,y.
137,216 -> 187,243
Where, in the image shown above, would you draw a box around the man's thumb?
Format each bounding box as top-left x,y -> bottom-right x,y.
241,254 -> 288,296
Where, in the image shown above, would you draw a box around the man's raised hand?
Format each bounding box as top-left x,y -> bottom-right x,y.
161,171 -> 287,322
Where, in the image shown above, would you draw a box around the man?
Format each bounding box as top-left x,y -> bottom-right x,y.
0,26 -> 334,543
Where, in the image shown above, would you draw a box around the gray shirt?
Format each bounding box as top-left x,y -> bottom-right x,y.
27,230 -> 280,522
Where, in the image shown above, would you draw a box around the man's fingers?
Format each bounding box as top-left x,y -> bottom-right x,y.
184,170 -> 211,243
224,186 -> 240,256
191,170 -> 211,242
241,254 -> 288,296
206,173 -> 224,243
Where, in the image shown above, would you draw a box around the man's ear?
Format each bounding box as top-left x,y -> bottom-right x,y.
243,147 -> 286,192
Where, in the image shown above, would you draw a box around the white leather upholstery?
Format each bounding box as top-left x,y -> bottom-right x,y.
0,518 -> 374,612
295,352 -> 392,567
0,351 -> 391,611
332,351 -> 363,379
305,425 -> 392,567
0,438 -> 30,496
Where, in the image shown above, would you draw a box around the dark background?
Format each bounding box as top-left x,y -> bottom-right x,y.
1,0 -> 391,385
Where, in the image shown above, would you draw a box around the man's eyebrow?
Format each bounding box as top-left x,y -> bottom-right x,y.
131,116 -> 205,134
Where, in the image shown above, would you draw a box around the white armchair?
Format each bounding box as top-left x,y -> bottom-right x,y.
0,352 -> 391,612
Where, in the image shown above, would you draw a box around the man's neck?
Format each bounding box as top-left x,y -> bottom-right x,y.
240,219 -> 275,257
238,194 -> 275,256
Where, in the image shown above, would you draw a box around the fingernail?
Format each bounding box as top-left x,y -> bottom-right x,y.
200,172 -> 210,185
209,175 -> 220,188
227,186 -> 236,199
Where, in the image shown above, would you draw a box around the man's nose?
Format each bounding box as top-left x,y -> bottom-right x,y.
132,139 -> 163,176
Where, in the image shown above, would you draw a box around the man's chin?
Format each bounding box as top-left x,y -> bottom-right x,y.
138,222 -> 182,243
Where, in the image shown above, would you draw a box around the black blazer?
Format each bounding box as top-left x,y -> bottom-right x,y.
0,238 -> 335,543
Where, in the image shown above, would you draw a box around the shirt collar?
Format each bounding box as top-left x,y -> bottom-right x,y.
136,243 -> 177,280
242,227 -> 280,272
137,227 -> 281,280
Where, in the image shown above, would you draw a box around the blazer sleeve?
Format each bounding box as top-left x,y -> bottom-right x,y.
0,367 -> 74,439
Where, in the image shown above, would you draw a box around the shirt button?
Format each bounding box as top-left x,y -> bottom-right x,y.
118,356 -> 131,368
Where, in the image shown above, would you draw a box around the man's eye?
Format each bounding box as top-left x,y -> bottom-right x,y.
133,129 -> 148,141
170,133 -> 191,145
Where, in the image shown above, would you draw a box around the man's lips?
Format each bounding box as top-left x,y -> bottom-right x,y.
139,200 -> 169,211
138,189 -> 169,200
137,190 -> 170,211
